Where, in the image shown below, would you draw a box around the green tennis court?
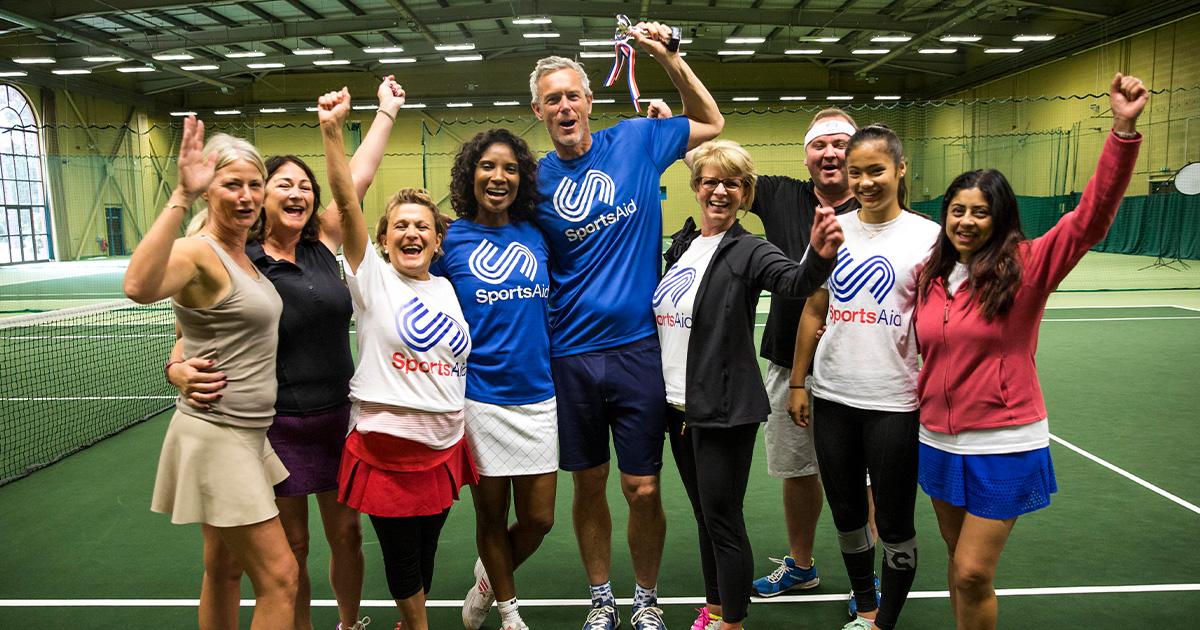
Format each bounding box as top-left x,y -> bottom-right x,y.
2,288 -> 1196,628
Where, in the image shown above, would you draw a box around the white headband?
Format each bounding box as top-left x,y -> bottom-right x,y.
804,119 -> 856,148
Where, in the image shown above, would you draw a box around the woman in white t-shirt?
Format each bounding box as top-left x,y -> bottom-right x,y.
788,124 -> 940,630
318,88 -> 478,630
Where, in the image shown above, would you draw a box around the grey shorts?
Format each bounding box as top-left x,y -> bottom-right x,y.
763,363 -> 820,478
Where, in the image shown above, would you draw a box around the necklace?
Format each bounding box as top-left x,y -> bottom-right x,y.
860,212 -> 900,239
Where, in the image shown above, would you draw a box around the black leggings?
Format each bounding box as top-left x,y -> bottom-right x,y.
667,407 -> 758,623
812,397 -> 919,630
368,508 -> 451,600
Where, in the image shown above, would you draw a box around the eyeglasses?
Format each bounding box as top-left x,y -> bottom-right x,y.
696,177 -> 744,191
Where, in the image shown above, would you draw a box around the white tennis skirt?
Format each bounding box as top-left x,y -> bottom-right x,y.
151,410 -> 289,527
464,397 -> 558,477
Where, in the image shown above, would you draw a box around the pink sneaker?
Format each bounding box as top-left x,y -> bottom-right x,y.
690,607 -> 722,630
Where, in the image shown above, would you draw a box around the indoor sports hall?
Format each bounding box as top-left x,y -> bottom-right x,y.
1,1 -> 1198,628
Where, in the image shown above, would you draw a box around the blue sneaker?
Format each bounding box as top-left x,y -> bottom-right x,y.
630,605 -> 666,630
583,604 -> 619,630
848,575 -> 881,618
752,555 -> 820,597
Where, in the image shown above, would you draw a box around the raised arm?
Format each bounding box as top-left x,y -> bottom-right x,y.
319,76 -> 406,251
318,88 -> 368,272
631,22 -> 723,149
123,116 -> 216,304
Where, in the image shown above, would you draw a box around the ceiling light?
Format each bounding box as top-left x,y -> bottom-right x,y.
523,32 -> 561,39
870,35 -> 912,43
446,102 -> 473,108
400,103 -> 426,109
919,48 -> 957,54
779,96 -> 807,101
226,50 -> 266,58
313,59 -> 351,66
785,49 -> 822,55
169,111 -> 197,117
0,71 -> 27,77
445,54 -> 483,62
435,43 -> 475,51
984,48 -> 1023,54
153,53 -> 194,61
116,65 -> 155,73
717,50 -> 755,56
259,107 -> 287,113
874,95 -> 901,100
51,69 -> 91,75
213,109 -> 241,115
305,107 -> 319,112
725,36 -> 766,44
940,35 -> 981,42
731,96 -> 760,102
579,39 -> 617,47
592,98 -> 616,104
1013,34 -> 1055,42
351,104 -> 376,110
827,95 -> 853,101
12,57 -> 54,64
799,36 -> 840,43
83,55 -> 125,62
292,48 -> 332,56
378,57 -> 417,64
247,62 -> 284,69
493,100 -> 521,106
852,49 -> 890,55
680,38 -> 693,44
363,46 -> 405,54
512,17 -> 552,25
181,64 -> 220,71
580,52 -> 616,59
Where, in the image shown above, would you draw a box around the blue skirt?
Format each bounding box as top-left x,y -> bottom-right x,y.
918,443 -> 1057,520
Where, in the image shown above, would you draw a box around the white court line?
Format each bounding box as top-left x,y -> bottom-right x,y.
1041,316 -> 1200,322
0,396 -> 174,401
2,583 -> 1197,607
0,334 -> 173,340
2,293 -> 126,298
1051,433 -> 1200,516
1170,304 -> 1200,313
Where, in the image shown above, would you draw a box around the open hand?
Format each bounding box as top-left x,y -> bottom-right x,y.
175,116 -> 218,200
167,357 -> 227,411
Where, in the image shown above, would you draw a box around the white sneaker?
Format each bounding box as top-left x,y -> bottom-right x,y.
501,621 -> 530,630
461,558 -> 495,629
336,616 -> 370,630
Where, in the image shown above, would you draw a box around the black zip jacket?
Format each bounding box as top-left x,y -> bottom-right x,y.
663,217 -> 835,429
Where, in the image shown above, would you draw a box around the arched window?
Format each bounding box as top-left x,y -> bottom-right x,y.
0,84 -> 50,264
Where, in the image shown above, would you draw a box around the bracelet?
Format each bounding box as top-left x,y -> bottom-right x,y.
788,384 -> 805,389
376,108 -> 396,122
1112,128 -> 1138,139
164,360 -> 182,383
165,203 -> 189,213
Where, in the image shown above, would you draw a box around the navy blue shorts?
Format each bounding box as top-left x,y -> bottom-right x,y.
552,335 -> 666,476
918,443 -> 1057,520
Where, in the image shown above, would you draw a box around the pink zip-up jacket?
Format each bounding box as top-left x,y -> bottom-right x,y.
915,132 -> 1141,435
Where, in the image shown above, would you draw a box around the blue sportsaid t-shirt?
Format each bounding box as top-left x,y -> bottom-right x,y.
431,218 -> 554,405
533,115 -> 691,357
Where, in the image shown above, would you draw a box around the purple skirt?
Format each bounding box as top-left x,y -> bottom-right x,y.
267,403 -> 351,497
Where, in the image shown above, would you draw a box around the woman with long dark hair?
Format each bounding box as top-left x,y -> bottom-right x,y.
914,73 -> 1146,630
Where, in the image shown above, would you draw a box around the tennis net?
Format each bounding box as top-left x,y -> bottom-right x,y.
0,298 -> 176,485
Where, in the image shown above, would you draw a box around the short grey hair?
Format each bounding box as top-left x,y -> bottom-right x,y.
529,56 -> 591,104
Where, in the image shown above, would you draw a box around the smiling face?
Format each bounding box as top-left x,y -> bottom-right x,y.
203,159 -> 265,231
473,142 -> 520,224
384,202 -> 442,280
694,167 -> 745,233
846,139 -> 905,216
945,186 -> 995,263
805,131 -> 851,195
532,67 -> 593,158
263,160 -> 315,237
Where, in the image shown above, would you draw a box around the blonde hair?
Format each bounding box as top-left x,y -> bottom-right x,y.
184,209 -> 208,236
688,139 -> 758,211
530,56 -> 591,103
201,133 -> 267,180
374,188 -> 449,262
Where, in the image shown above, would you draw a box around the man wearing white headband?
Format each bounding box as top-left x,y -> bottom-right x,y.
647,104 -> 860,601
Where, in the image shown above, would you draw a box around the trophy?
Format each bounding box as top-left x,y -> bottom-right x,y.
605,15 -> 683,111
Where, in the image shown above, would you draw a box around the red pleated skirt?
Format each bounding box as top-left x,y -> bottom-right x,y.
337,430 -> 478,518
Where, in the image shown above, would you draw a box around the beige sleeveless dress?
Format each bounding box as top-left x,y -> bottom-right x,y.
151,235 -> 289,526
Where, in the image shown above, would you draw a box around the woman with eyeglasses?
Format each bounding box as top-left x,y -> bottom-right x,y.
655,139 -> 843,630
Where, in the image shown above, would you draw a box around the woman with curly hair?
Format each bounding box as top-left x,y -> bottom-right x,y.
430,128 -> 555,630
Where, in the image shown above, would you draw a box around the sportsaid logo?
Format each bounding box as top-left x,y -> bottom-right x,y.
394,297 -> 469,357
828,248 -> 903,327
653,266 -> 696,329
467,239 -> 550,305
552,169 -> 639,242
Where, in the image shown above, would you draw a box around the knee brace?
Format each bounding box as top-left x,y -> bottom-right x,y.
881,536 -> 918,571
836,524 -> 875,554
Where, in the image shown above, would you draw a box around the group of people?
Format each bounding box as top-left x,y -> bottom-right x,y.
123,18 -> 1149,630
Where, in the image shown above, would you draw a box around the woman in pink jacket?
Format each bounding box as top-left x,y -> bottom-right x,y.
914,73 -> 1146,630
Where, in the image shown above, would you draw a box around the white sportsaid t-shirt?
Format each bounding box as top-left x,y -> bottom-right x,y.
655,232 -> 723,407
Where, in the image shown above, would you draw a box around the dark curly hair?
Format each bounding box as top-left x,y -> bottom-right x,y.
250,155 -> 322,243
449,128 -> 540,223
